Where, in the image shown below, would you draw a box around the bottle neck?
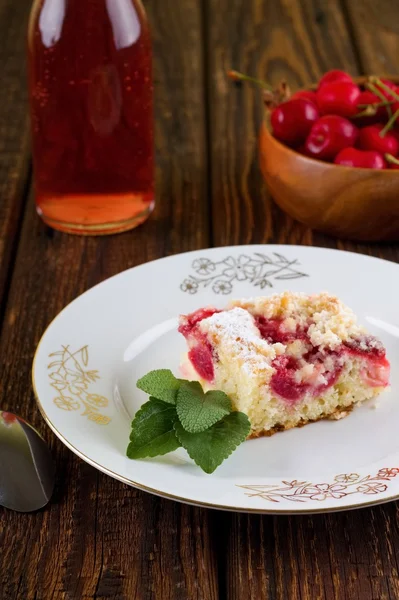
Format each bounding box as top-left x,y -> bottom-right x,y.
29,0 -> 148,51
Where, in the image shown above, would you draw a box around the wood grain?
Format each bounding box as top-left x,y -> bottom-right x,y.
0,0 -> 31,319
206,0 -> 360,248
2,1 -> 399,599
344,0 -> 399,77
218,506 -> 399,600
0,1 -> 218,599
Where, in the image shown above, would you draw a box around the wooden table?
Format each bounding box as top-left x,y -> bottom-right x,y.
2,0 -> 399,598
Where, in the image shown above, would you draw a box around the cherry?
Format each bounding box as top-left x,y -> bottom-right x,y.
270,356 -> 308,403
357,90 -> 379,105
317,81 -> 361,118
178,308 -> 220,337
344,335 -> 386,359
371,79 -> 399,119
291,90 -> 318,106
255,316 -> 308,343
270,98 -> 319,146
188,344 -> 214,382
318,69 -> 353,89
375,80 -> 399,114
381,79 -> 396,88
358,124 -> 399,156
385,153 -> 399,169
379,78 -> 397,98
334,148 -> 387,169
387,90 -> 399,116
304,115 -> 358,161
355,90 -> 388,125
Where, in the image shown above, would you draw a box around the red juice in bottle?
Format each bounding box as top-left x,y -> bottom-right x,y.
28,0 -> 154,235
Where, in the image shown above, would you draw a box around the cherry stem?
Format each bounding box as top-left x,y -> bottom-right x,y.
385,153 -> 399,165
357,100 -> 394,108
365,81 -> 393,118
379,107 -> 399,137
227,70 -> 273,91
353,105 -> 377,118
371,77 -> 399,102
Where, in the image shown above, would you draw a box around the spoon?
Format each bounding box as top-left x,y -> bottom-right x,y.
0,411 -> 55,512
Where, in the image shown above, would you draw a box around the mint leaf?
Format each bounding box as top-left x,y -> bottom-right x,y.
176,381 -> 232,433
127,398 -> 180,459
174,412 -> 251,474
136,369 -> 180,404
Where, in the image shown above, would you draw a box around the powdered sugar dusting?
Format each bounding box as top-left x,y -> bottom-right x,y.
199,307 -> 277,375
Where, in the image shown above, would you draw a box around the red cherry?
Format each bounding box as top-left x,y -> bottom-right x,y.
381,78 -> 396,89
270,98 -> 319,146
358,124 -> 399,156
304,115 -> 358,161
317,81 -> 361,118
291,90 -> 318,106
357,90 -> 378,104
318,70 -> 353,89
386,152 -> 399,169
334,148 -> 387,169
390,88 -> 399,114
377,80 -> 399,114
379,79 -> 397,98
355,90 -> 388,125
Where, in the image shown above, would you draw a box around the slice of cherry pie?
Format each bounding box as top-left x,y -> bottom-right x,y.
178,292 -> 390,438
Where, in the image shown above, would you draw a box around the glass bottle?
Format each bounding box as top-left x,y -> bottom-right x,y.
28,0 -> 154,235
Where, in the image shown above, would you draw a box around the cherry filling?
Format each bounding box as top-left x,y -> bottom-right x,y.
188,344 -> 215,382
255,317 -> 308,343
178,308 -> 220,338
270,355 -> 308,402
344,335 -> 390,387
179,309 -> 390,395
178,307 -> 221,382
255,317 -> 389,403
344,335 -> 385,359
270,350 -> 344,404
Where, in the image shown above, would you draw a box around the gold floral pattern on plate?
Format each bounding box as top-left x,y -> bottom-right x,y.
239,469 -> 399,503
48,345 -> 111,425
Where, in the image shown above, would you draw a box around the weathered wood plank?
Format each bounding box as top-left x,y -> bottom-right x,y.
344,0 -> 399,76
0,0 -> 31,318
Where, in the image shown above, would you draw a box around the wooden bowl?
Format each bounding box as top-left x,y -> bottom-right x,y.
259,78 -> 399,241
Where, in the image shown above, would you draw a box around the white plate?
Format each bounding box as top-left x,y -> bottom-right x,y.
33,245 -> 399,514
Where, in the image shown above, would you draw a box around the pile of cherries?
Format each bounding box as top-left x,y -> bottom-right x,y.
231,69 -> 399,169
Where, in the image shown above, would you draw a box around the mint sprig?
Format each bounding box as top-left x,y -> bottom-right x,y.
176,381 -> 232,433
174,412 -> 250,474
127,369 -> 251,474
127,398 -> 180,458
137,369 -> 180,404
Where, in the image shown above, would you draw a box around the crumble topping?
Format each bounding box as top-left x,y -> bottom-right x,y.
230,292 -> 364,350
